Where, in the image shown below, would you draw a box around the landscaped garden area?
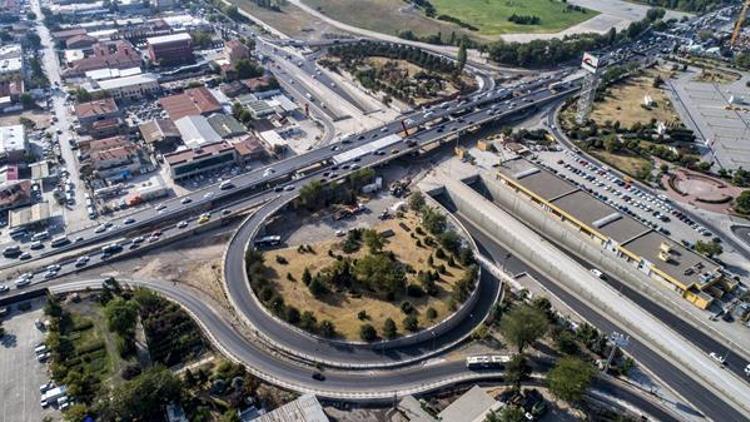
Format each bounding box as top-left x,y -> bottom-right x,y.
245,191 -> 478,341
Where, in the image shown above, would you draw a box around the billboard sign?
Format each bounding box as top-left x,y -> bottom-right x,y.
581,52 -> 599,73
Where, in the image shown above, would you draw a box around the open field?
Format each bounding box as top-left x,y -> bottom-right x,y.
264,212 -> 468,340
590,67 -> 681,128
431,0 -> 596,35
234,0 -> 349,39
693,68 -> 741,85
590,150 -> 652,178
303,0 -> 596,40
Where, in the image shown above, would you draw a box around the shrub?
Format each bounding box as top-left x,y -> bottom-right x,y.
426,307 -> 438,320
403,315 -> 419,332
275,255 -> 288,265
400,301 -> 415,315
359,323 -> 377,341
121,363 -> 142,380
406,284 -> 425,298
357,310 -> 368,320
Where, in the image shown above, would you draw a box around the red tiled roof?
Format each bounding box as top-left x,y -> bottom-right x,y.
158,87 -> 222,121
74,98 -> 118,119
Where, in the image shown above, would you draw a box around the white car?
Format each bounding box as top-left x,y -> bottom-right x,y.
14,276 -> 31,287
181,197 -> 192,205
745,363 -> 750,377
40,381 -> 55,393
95,225 -> 107,233
123,217 -> 136,225
0,285 -> 8,293
46,264 -> 61,272
204,192 -> 214,199
155,203 -> 167,211
589,268 -> 605,279
177,220 -> 188,229
75,256 -> 89,267
709,352 -> 726,365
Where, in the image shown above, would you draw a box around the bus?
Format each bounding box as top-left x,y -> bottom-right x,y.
254,235 -> 281,247
466,355 -> 511,370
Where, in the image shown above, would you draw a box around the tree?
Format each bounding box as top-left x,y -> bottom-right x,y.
235,59 -> 264,79
485,405 -> 526,422
104,297 -> 138,336
403,314 -> 419,332
555,330 -> 580,355
456,42 -> 467,71
408,191 -> 426,212
736,190 -> 750,214
97,366 -> 182,420
63,404 -> 89,422
302,267 -> 312,285
363,229 -> 386,254
547,356 -> 596,403
20,93 -> 34,109
695,240 -> 722,258
308,277 -> 328,298
421,206 -> 447,235
354,253 -> 406,299
505,354 -> 531,391
359,323 -> 377,341
500,304 -> 548,353
320,320 -> 336,337
383,318 -> 398,339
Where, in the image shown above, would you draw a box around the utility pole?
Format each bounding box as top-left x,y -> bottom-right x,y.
603,331 -> 630,373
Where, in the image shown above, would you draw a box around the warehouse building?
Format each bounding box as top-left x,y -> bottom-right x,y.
495,158 -> 736,309
81,73 -> 160,100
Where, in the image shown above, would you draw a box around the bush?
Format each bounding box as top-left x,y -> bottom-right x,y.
357,310 -> 368,320
285,306 -> 301,325
400,301 -> 415,315
320,320 -> 336,338
359,323 -> 377,341
275,255 -> 288,265
403,315 -> 419,332
426,307 -> 438,320
383,318 -> 398,339
406,284 -> 425,298
121,364 -> 142,380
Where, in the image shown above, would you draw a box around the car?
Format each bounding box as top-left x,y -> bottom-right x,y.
709,352 -> 726,365
43,271 -> 57,280
47,264 -> 61,272
18,252 -> 32,260
75,256 -> 89,267
123,217 -> 136,225
197,213 -> 211,224
132,236 -> 145,244
95,225 -> 107,233
0,285 -> 8,293
335,230 -> 346,237
222,208 -> 232,216
745,363 -> 750,377
589,268 -> 605,279
14,276 -> 31,287
30,241 -> 44,250
39,381 -> 55,393
177,220 -> 188,229
181,197 -> 193,205
204,192 -> 214,199
284,185 -> 295,191
156,204 -> 167,211
312,372 -> 326,381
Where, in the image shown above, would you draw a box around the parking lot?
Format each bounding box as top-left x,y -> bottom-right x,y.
667,70 -> 750,170
0,297 -> 56,422
536,150 -> 718,249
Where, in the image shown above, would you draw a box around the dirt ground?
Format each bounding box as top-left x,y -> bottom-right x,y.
590,150 -> 652,179
693,68 -> 741,85
264,211 -> 468,340
590,67 -> 680,128
0,109 -> 52,129
236,0 -> 350,40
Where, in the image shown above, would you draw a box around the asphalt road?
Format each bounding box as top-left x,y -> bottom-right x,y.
452,213 -> 748,422
47,277 -> 679,420
223,195 -> 501,367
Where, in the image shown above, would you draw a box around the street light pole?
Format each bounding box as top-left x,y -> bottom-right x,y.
603,331 -> 630,373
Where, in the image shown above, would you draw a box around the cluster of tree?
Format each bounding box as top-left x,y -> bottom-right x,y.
247,249 -> 338,337
409,0 -> 436,17
436,14 -> 479,31
639,0 -> 724,12
190,31 -> 216,49
134,289 -> 207,366
296,168 -> 376,211
28,56 -> 49,89
235,58 -> 265,79
487,8 -> 665,67
250,0 -> 283,11
508,14 -> 541,26
735,191 -> 750,215
736,52 -> 750,70
328,41 -> 460,76
695,239 -> 723,258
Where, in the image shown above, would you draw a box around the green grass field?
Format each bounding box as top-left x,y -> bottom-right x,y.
432,0 -> 597,35
302,0 -> 597,39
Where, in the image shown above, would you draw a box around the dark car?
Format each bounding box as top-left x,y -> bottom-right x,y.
312,372 -> 325,381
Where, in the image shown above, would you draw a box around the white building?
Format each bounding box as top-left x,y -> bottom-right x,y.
0,44 -> 23,77
81,73 -> 160,100
0,125 -> 26,163
175,115 -> 222,148
252,394 -> 328,422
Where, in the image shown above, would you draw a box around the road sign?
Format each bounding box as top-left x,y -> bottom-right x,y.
581,52 -> 600,74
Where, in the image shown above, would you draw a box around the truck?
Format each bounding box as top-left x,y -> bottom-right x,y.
40,385 -> 67,407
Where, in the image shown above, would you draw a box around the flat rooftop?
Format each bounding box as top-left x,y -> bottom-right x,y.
497,158 -> 722,290
622,231 -> 721,289
499,159 -> 577,201
550,190 -> 649,244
